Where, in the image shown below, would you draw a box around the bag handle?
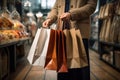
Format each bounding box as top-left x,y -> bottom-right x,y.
63,19 -> 71,30
57,18 -> 71,30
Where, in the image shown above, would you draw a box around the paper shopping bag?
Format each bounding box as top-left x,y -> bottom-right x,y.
32,28 -> 48,63
27,28 -> 41,64
115,1 -> 120,15
99,19 -> 107,41
44,29 -> 57,70
104,18 -> 112,42
27,28 -> 51,66
63,28 -> 80,68
33,28 -> 51,66
76,29 -> 88,67
113,16 -> 120,43
57,30 -> 68,73
63,28 -> 88,68
98,6 -> 104,19
104,3 -> 113,18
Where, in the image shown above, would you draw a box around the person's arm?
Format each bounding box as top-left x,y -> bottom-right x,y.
69,0 -> 97,21
46,0 -> 59,23
42,0 -> 58,27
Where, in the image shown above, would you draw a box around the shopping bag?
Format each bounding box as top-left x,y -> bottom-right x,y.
44,29 -> 57,70
75,29 -> 88,67
113,16 -> 120,43
63,28 -> 79,68
99,19 -> 107,41
115,1 -> 120,15
33,28 -> 51,66
44,29 -> 68,72
27,28 -> 41,64
98,5 -> 106,19
98,6 -> 104,19
32,28 -> 47,64
57,30 -> 68,72
63,21 -> 88,68
104,3 -> 113,18
27,28 -> 51,66
104,17 -> 112,42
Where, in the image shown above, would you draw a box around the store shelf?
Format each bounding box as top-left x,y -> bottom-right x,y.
95,0 -> 120,72
99,40 -> 120,71
100,41 -> 120,48
0,37 -> 30,79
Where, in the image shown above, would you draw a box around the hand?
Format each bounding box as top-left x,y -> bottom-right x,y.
42,19 -> 52,27
60,12 -> 71,21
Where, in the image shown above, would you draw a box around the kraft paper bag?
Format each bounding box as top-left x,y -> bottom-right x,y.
63,28 -> 88,68
98,6 -> 104,19
57,30 -> 68,73
104,18 -> 112,42
118,17 -> 120,43
118,25 -> 120,43
115,1 -> 120,15
76,29 -> 88,67
109,16 -> 118,43
44,29 -> 57,70
108,18 -> 115,43
99,19 -> 107,41
104,3 -> 113,18
98,5 -> 106,19
113,16 -> 120,43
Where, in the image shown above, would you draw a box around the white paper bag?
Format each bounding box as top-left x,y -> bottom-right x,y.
27,28 -> 41,64
27,28 -> 51,67
33,29 -> 51,66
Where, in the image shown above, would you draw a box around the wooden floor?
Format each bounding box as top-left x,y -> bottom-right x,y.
9,49 -> 120,80
89,50 -> 120,80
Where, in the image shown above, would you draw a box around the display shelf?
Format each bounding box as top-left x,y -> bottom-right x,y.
0,37 -> 30,80
0,47 -> 9,80
98,0 -> 120,72
100,41 -> 120,48
100,42 -> 120,71
99,40 -> 120,72
0,37 -> 30,47
114,50 -> 120,70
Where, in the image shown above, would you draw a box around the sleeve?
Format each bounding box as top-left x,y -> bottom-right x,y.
69,0 -> 97,21
46,0 -> 58,23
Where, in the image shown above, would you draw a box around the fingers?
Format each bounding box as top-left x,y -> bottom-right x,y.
42,19 -> 51,27
42,13 -> 71,27
60,13 -> 66,19
60,12 -> 71,21
42,21 -> 48,27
